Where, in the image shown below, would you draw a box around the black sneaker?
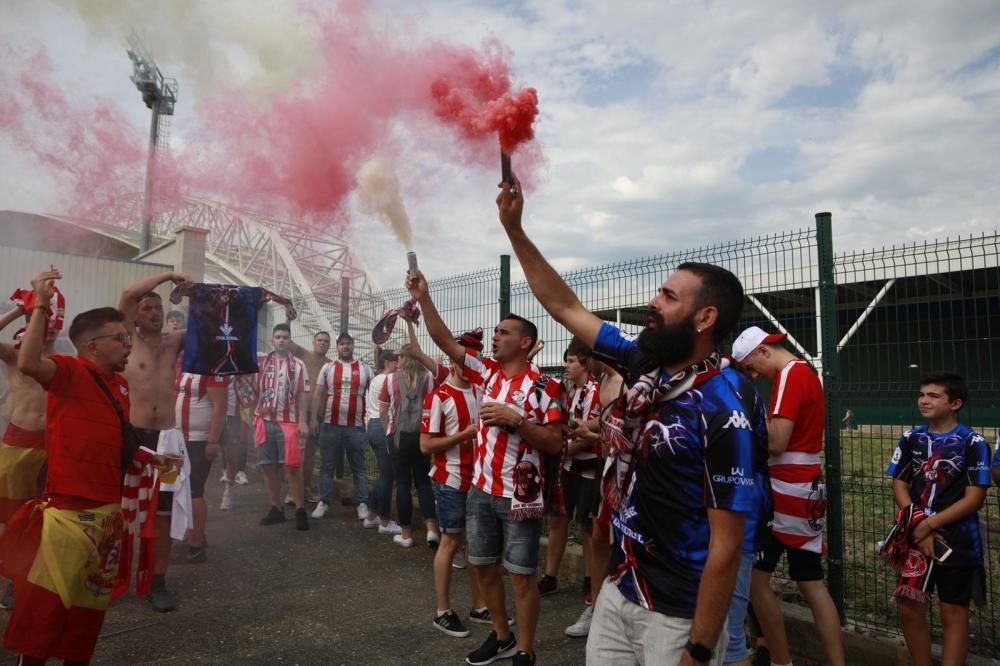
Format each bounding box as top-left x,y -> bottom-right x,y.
260,506 -> 286,526
433,609 -> 471,638
751,646 -> 771,666
537,574 -> 558,596
468,608 -> 516,626
512,651 -> 536,666
186,545 -> 207,563
295,508 -> 310,531
466,630 -> 517,666
147,580 -> 176,613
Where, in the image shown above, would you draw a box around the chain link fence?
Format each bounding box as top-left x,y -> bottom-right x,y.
351,221 -> 1000,658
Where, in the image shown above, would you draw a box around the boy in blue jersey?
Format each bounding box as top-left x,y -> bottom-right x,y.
885,372 -> 989,666
494,176 -> 763,665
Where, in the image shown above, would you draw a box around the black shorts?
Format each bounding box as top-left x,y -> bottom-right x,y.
927,564 -> 985,607
186,441 -> 215,499
561,470 -> 600,527
754,532 -> 824,582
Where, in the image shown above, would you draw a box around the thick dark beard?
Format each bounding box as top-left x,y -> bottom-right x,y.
636,310 -> 697,369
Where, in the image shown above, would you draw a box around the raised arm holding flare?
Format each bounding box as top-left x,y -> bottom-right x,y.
495,178 -> 602,348
494,182 -> 769,665
409,266 -> 565,665
405,272 -> 465,365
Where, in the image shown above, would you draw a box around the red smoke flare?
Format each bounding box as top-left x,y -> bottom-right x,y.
429,44 -> 539,154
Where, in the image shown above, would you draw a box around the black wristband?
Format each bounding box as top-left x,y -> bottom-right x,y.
685,640 -> 713,663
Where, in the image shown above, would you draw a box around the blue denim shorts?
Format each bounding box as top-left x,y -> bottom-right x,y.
465,486 -> 542,575
433,482 -> 468,534
257,421 -> 286,466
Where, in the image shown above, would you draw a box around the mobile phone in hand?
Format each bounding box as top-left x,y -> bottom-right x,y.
501,151 -> 513,187
933,538 -> 953,564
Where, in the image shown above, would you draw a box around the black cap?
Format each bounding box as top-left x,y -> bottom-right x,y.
337,331 -> 353,343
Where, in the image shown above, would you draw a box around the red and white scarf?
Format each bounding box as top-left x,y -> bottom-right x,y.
115,446 -> 159,600
10,286 -> 66,348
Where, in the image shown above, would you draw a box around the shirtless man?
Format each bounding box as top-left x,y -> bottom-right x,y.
119,271 -> 190,613
0,299 -> 58,610
289,331 -> 332,503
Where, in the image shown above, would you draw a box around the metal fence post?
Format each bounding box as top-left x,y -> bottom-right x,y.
816,211 -> 845,622
500,254 -> 511,320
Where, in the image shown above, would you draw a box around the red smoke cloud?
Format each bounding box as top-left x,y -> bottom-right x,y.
0,1 -> 541,228
0,46 -> 147,211
429,45 -> 539,154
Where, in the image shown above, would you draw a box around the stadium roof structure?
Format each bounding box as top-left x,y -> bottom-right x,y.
50,194 -> 385,346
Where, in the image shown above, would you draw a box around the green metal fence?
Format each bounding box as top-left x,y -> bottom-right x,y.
352,220 -> 1000,658
830,231 -> 1000,654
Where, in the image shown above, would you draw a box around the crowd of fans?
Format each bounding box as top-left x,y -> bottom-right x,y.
0,178 -> 994,666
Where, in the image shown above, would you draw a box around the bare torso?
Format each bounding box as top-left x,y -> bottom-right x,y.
297,352 -> 329,417
3,355 -> 47,432
124,331 -> 185,430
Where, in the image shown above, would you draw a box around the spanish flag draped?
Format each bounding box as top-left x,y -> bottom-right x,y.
0,424 -> 46,523
0,498 -> 123,662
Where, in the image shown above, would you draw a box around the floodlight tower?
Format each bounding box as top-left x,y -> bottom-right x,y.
127,34 -> 178,253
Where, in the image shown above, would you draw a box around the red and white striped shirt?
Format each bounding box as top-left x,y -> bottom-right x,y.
462,350 -> 565,499
380,364 -> 450,435
422,380 -> 482,492
254,352 -> 310,424
563,377 -> 602,479
316,359 -> 374,427
175,373 -> 230,441
769,359 -> 826,554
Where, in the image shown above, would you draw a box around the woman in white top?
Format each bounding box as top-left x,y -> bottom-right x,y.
365,349 -> 400,533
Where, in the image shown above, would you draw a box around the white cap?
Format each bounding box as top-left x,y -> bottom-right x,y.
731,326 -> 787,363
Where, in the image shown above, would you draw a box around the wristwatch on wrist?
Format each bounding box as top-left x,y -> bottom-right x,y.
685,640 -> 713,663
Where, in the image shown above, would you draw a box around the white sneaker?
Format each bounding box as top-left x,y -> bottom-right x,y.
218,472 -> 227,483
393,534 -> 414,548
284,494 -> 294,506
363,516 -> 379,529
235,471 -> 249,485
565,605 -> 593,638
379,521 -> 403,535
427,530 -> 440,547
356,502 -> 369,521
311,501 -> 329,519
220,485 -> 233,511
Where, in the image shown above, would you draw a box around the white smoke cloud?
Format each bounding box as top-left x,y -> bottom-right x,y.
52,0 -> 320,100
356,157 -> 413,249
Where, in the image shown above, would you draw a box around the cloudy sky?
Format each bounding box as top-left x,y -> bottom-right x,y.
1,0 -> 998,290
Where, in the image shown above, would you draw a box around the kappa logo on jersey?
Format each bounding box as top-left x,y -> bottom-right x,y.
722,410 -> 751,430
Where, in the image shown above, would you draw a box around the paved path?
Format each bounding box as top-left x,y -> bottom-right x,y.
2,469 -> 590,665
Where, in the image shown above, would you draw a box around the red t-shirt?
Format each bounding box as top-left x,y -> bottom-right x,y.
768,359 -> 826,553
42,355 -> 131,505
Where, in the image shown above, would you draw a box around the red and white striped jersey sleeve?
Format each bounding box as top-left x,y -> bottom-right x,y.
461,349 -> 496,387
